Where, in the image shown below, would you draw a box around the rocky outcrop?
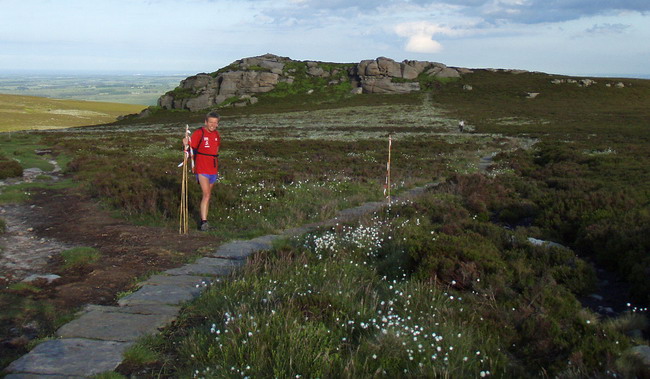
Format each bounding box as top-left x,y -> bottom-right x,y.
157,54 -> 470,111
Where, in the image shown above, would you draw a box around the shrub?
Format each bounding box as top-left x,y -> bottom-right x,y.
165,87 -> 196,100
0,155 -> 23,179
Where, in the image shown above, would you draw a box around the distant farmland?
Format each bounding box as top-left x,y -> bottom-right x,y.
0,73 -> 185,105
0,94 -> 145,132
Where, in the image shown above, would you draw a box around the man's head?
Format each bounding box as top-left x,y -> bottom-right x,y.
204,111 -> 220,131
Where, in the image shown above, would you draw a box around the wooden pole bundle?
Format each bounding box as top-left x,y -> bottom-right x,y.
179,125 -> 191,234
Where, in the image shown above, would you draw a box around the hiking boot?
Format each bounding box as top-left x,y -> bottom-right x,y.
199,220 -> 210,231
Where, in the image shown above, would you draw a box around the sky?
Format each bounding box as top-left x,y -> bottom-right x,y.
1,0 -> 649,78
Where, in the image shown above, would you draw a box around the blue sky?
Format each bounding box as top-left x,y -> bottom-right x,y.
1,0 -> 649,77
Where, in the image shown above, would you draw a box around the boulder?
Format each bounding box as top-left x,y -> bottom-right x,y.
626,346 -> 650,376
241,71 -> 280,92
217,72 -> 241,96
155,54 -> 472,110
631,345 -> 650,364
434,67 -> 460,78
360,60 -> 381,76
308,66 -> 326,77
426,66 -> 443,76
22,274 -> 61,284
376,57 -> 402,77
400,63 -> 420,80
137,108 -> 151,118
157,94 -> 174,109
259,60 -> 285,72
361,77 -> 420,94
579,79 -> 596,87
403,60 -> 430,75
527,237 -> 567,250
185,93 -> 213,111
180,74 -> 213,90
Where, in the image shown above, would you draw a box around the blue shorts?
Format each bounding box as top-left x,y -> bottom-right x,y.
196,174 -> 219,184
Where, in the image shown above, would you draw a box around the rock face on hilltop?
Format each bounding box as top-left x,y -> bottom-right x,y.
157,54 -> 472,111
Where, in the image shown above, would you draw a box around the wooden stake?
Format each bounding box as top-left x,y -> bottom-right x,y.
385,135 -> 392,203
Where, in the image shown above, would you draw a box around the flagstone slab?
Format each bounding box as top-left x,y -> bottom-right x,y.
249,234 -> 282,248
334,202 -> 383,222
5,338 -> 132,377
213,235 -> 281,259
282,224 -> 319,237
141,274 -> 213,288
164,263 -> 235,276
56,309 -> 176,342
5,374 -> 79,379
195,257 -> 245,267
83,304 -> 180,317
118,283 -> 202,306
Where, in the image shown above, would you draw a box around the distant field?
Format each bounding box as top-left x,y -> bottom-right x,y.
0,73 -> 185,105
0,94 -> 145,132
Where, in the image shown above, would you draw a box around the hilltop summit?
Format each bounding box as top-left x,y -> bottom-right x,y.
157,54 -> 475,111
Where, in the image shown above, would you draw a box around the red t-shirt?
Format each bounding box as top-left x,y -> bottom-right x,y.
190,127 -> 220,175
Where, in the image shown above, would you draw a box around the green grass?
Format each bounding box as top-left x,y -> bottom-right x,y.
0,178 -> 75,204
0,93 -> 145,132
60,247 -> 101,269
122,336 -> 162,366
0,133 -> 56,171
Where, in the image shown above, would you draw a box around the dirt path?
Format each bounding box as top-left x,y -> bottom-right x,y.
0,165 -> 223,363
1,188 -> 222,308
0,203 -> 74,282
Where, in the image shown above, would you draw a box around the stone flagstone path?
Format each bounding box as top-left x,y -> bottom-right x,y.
4,182 -> 445,378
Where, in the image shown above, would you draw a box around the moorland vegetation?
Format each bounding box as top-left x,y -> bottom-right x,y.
0,62 -> 649,377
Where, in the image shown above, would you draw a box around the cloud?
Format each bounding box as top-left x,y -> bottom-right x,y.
586,23 -> 631,34
290,0 -> 650,24
404,34 -> 444,53
394,21 -> 455,53
444,0 -> 650,24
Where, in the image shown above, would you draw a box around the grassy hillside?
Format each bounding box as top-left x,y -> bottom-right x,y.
0,93 -> 145,132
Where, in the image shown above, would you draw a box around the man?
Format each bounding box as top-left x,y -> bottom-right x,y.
184,111 -> 221,231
